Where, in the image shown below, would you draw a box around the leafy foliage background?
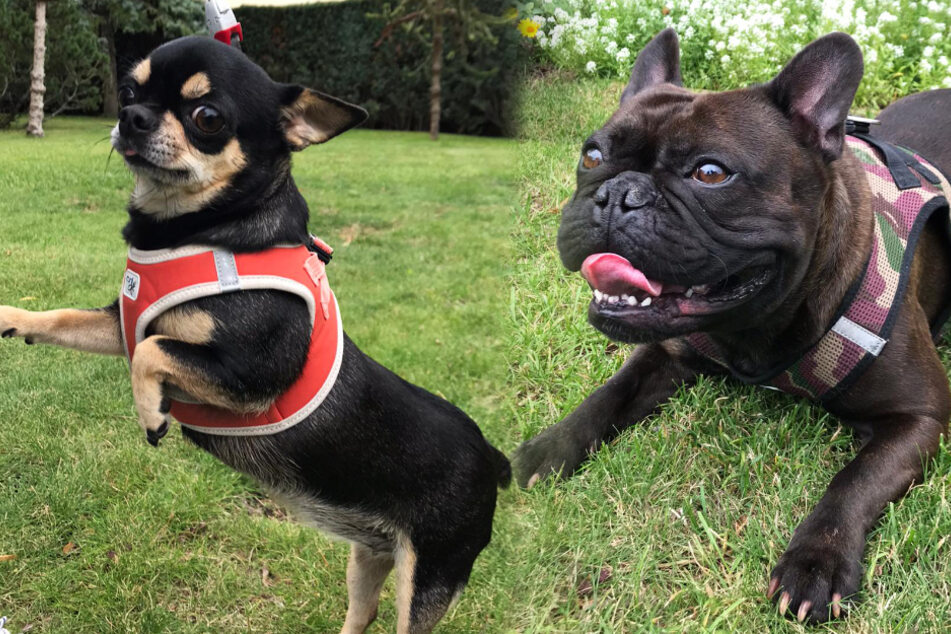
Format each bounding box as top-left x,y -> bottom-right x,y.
239,0 -> 521,136
0,0 -> 108,128
0,0 -> 521,136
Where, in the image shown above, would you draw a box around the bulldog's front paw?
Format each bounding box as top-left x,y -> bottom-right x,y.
0,306 -> 36,344
767,522 -> 863,623
511,423 -> 592,488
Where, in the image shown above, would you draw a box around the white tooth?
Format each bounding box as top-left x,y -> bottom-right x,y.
685,288 -> 694,298
608,295 -> 619,304
621,294 -> 629,302
641,297 -> 652,307
594,290 -> 604,301
626,296 -> 637,305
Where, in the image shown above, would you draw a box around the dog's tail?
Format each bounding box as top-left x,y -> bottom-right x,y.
490,444 -> 512,489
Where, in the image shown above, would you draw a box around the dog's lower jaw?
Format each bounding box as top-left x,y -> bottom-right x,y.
130,174 -> 229,220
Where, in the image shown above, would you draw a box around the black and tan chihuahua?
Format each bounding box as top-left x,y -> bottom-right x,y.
0,36 -> 509,634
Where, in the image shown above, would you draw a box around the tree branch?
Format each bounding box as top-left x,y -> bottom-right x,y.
374,10 -> 424,47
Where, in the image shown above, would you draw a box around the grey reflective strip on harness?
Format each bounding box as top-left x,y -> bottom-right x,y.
830,316 -> 887,356
213,250 -> 240,292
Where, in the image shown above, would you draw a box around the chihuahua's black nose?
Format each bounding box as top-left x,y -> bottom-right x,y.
118,105 -> 159,138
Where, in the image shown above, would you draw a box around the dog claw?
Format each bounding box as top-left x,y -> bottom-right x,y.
831,593 -> 842,619
797,600 -> 812,623
526,473 -> 540,489
778,592 -> 791,615
146,419 -> 170,446
766,577 -> 780,598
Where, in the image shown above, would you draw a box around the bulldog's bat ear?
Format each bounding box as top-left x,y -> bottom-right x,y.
279,85 -> 368,150
767,32 -> 863,162
621,28 -> 682,103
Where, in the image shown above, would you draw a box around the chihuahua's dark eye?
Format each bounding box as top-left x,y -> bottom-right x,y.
192,105 -> 225,134
692,162 -> 731,185
118,87 -> 135,108
582,148 -> 603,169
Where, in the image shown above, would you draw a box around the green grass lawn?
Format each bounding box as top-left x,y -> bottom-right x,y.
509,75 -> 951,633
2,99 -> 950,634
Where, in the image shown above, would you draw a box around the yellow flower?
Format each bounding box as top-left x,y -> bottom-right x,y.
517,18 -> 540,38
502,7 -> 518,21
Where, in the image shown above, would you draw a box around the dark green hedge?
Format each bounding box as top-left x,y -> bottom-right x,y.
237,0 -> 520,136
2,0 -> 520,136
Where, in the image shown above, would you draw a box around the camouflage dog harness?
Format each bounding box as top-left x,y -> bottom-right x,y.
687,134 -> 951,401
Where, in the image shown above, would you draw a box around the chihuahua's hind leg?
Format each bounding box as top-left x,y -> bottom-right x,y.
340,543 -> 394,634
0,301 -> 122,355
394,537 -> 479,634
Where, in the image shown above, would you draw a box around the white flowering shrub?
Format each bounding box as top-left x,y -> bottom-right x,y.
517,0 -> 951,108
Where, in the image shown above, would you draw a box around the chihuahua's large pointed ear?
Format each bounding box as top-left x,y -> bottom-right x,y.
279,85 -> 368,150
621,28 -> 682,104
766,32 -> 863,162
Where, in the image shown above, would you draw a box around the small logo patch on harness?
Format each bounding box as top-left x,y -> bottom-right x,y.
123,269 -> 140,301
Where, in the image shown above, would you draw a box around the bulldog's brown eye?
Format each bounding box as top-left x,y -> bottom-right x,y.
119,86 -> 135,108
192,105 -> 224,134
692,162 -> 729,185
582,148 -> 603,169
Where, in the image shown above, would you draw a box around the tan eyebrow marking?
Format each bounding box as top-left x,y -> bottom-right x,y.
181,72 -> 212,100
131,58 -> 151,85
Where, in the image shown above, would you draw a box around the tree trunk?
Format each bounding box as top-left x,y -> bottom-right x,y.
101,24 -> 118,119
26,0 -> 47,137
428,0 -> 443,140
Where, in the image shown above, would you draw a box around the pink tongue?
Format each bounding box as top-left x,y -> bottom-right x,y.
581,253 -> 663,297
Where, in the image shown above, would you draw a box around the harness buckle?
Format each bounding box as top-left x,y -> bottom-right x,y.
311,235 -> 334,264
845,115 -> 880,135
304,253 -> 331,321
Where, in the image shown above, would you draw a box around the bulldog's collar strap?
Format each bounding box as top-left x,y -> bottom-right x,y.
119,240 -> 343,436
687,135 -> 951,402
851,132 -> 941,190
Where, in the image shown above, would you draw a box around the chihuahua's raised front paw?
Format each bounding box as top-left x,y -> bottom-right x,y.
767,522 -> 863,623
0,306 -> 35,344
145,419 -> 171,447
139,397 -> 173,447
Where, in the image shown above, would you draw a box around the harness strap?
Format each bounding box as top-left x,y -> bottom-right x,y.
830,316 -> 886,356
851,132 -> 940,189
213,251 -> 240,291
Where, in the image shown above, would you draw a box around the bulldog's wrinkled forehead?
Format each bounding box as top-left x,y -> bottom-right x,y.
599,84 -> 791,174
609,84 -> 695,129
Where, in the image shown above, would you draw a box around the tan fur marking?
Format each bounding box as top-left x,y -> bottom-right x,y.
131,58 -> 151,85
131,335 -> 258,432
394,537 -> 418,634
152,308 -> 215,345
181,72 -> 212,100
0,306 -> 122,355
131,335 -> 272,433
340,544 -> 394,634
130,112 -> 246,218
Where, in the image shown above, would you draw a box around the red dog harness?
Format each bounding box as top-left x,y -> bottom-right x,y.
119,239 -> 343,436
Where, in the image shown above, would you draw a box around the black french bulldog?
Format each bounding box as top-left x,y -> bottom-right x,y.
513,29 -> 951,623
0,36 -> 509,634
